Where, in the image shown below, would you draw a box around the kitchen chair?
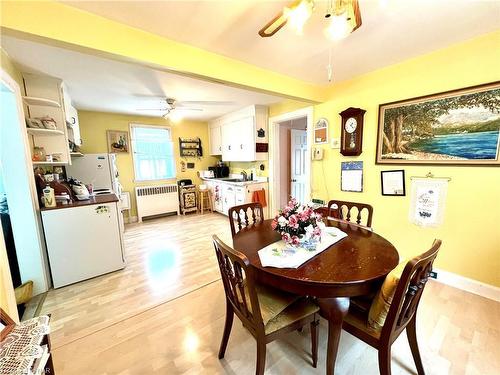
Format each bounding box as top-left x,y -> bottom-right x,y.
339,239 -> 442,375
228,202 -> 264,237
327,199 -> 374,228
213,236 -> 320,375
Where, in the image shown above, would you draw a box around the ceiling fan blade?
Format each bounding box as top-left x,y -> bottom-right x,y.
175,108 -> 203,112
177,100 -> 235,106
351,0 -> 362,32
258,11 -> 288,37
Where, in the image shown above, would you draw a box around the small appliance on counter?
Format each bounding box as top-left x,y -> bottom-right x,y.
208,161 -> 229,178
199,170 -> 215,179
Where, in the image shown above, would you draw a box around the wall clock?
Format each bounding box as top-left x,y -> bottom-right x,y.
339,107 -> 366,156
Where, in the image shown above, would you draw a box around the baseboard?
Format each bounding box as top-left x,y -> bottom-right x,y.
434,268 -> 500,302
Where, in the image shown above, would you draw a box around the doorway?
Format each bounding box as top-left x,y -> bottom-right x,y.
269,107 -> 313,213
277,118 -> 308,206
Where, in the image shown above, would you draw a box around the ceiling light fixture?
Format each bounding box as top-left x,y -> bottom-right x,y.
168,111 -> 184,123
284,0 -> 314,35
325,0 -> 361,41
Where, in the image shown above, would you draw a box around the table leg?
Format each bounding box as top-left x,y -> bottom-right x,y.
317,297 -> 350,375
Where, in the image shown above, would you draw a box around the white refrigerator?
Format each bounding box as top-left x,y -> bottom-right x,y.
66,153 -> 122,195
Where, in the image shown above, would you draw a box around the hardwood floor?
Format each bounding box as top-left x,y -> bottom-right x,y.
40,213 -> 500,374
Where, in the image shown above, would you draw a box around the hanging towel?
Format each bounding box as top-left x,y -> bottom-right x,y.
252,188 -> 267,208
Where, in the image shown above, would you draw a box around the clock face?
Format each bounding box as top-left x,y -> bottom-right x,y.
345,117 -> 357,134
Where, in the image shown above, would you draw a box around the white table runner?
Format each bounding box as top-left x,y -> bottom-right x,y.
258,227 -> 348,269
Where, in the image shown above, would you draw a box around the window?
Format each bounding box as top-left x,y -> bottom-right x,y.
131,125 -> 175,181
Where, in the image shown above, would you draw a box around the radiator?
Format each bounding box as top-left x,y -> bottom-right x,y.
135,184 -> 180,222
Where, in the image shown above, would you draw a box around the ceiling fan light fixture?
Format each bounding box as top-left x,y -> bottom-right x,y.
325,13 -> 350,41
284,0 -> 314,35
169,111 -> 184,123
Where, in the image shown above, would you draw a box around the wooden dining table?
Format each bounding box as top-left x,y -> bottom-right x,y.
232,219 -> 399,375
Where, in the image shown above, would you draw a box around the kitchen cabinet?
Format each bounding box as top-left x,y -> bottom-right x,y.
222,184 -> 236,215
209,120 -> 222,155
209,105 -> 269,162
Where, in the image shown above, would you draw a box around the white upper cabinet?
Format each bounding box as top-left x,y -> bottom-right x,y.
209,120 -> 222,155
210,105 -> 268,162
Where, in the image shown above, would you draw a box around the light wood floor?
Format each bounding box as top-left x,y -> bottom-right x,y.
41,213 -> 500,374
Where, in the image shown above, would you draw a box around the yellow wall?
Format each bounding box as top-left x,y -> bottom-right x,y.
311,31 -> 500,286
78,111 -> 219,218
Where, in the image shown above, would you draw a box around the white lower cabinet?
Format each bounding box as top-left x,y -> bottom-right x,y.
222,185 -> 236,215
42,202 -> 125,288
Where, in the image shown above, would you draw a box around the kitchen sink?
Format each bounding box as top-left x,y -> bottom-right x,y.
221,178 -> 245,182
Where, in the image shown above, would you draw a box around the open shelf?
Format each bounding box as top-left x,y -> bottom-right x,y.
27,128 -> 65,136
70,152 -> 84,157
32,161 -> 68,166
22,96 -> 61,108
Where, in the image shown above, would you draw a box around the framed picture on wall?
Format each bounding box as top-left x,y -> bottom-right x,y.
107,130 -> 129,153
381,170 -> 405,196
376,81 -> 500,165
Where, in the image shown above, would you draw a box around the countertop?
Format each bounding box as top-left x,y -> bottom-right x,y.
201,177 -> 268,186
40,193 -> 119,211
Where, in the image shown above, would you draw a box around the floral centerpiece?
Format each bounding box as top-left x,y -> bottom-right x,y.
271,198 -> 324,247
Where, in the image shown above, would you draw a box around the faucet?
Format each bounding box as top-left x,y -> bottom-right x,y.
241,170 -> 248,182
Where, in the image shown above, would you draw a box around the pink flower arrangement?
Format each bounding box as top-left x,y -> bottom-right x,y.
272,198 -> 324,246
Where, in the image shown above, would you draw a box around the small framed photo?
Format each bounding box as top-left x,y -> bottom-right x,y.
107,130 -> 129,153
381,170 -> 405,196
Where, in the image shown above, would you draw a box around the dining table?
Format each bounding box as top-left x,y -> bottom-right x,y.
232,218 -> 399,375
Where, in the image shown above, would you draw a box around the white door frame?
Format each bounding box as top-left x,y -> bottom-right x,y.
268,106 -> 313,214
1,67 -> 50,295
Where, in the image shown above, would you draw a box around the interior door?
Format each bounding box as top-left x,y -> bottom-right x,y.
290,129 -> 308,204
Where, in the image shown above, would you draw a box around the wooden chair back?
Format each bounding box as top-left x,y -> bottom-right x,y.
228,203 -> 264,237
381,239 -> 442,342
328,200 -> 374,227
212,235 -> 264,332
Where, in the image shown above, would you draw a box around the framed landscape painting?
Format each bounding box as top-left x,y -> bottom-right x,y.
376,82 -> 500,165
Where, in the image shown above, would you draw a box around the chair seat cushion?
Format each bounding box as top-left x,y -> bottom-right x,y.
265,298 -> 319,335
368,260 -> 407,331
242,282 -> 318,334
243,282 -> 300,325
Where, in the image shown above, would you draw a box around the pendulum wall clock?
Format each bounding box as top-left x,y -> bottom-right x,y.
339,107 -> 366,156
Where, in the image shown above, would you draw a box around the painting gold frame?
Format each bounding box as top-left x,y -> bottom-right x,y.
376,82 -> 500,166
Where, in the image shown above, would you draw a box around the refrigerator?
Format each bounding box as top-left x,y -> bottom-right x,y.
66,153 -> 122,195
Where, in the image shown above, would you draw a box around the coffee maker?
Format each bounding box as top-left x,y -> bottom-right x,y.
208,162 -> 229,178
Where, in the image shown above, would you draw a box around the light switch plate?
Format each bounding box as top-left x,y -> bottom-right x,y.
330,137 -> 340,149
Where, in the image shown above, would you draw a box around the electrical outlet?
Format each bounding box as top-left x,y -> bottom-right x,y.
330,137 -> 340,149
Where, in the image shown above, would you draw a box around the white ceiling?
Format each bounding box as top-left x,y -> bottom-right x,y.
1,36 -> 285,120
61,0 -> 500,85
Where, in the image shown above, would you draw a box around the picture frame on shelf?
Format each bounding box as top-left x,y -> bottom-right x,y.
107,130 -> 129,153
381,170 -> 406,196
376,82 -> 500,166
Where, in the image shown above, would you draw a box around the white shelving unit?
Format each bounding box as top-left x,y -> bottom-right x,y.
26,128 -> 65,136
23,74 -> 71,165
22,96 -> 61,108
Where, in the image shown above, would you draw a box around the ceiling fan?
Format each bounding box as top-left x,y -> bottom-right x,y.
137,97 -> 234,119
258,0 -> 362,40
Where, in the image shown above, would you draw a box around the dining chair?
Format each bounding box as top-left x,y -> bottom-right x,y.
327,199 -> 374,228
228,202 -> 264,237
212,235 -> 320,375
340,239 -> 442,375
